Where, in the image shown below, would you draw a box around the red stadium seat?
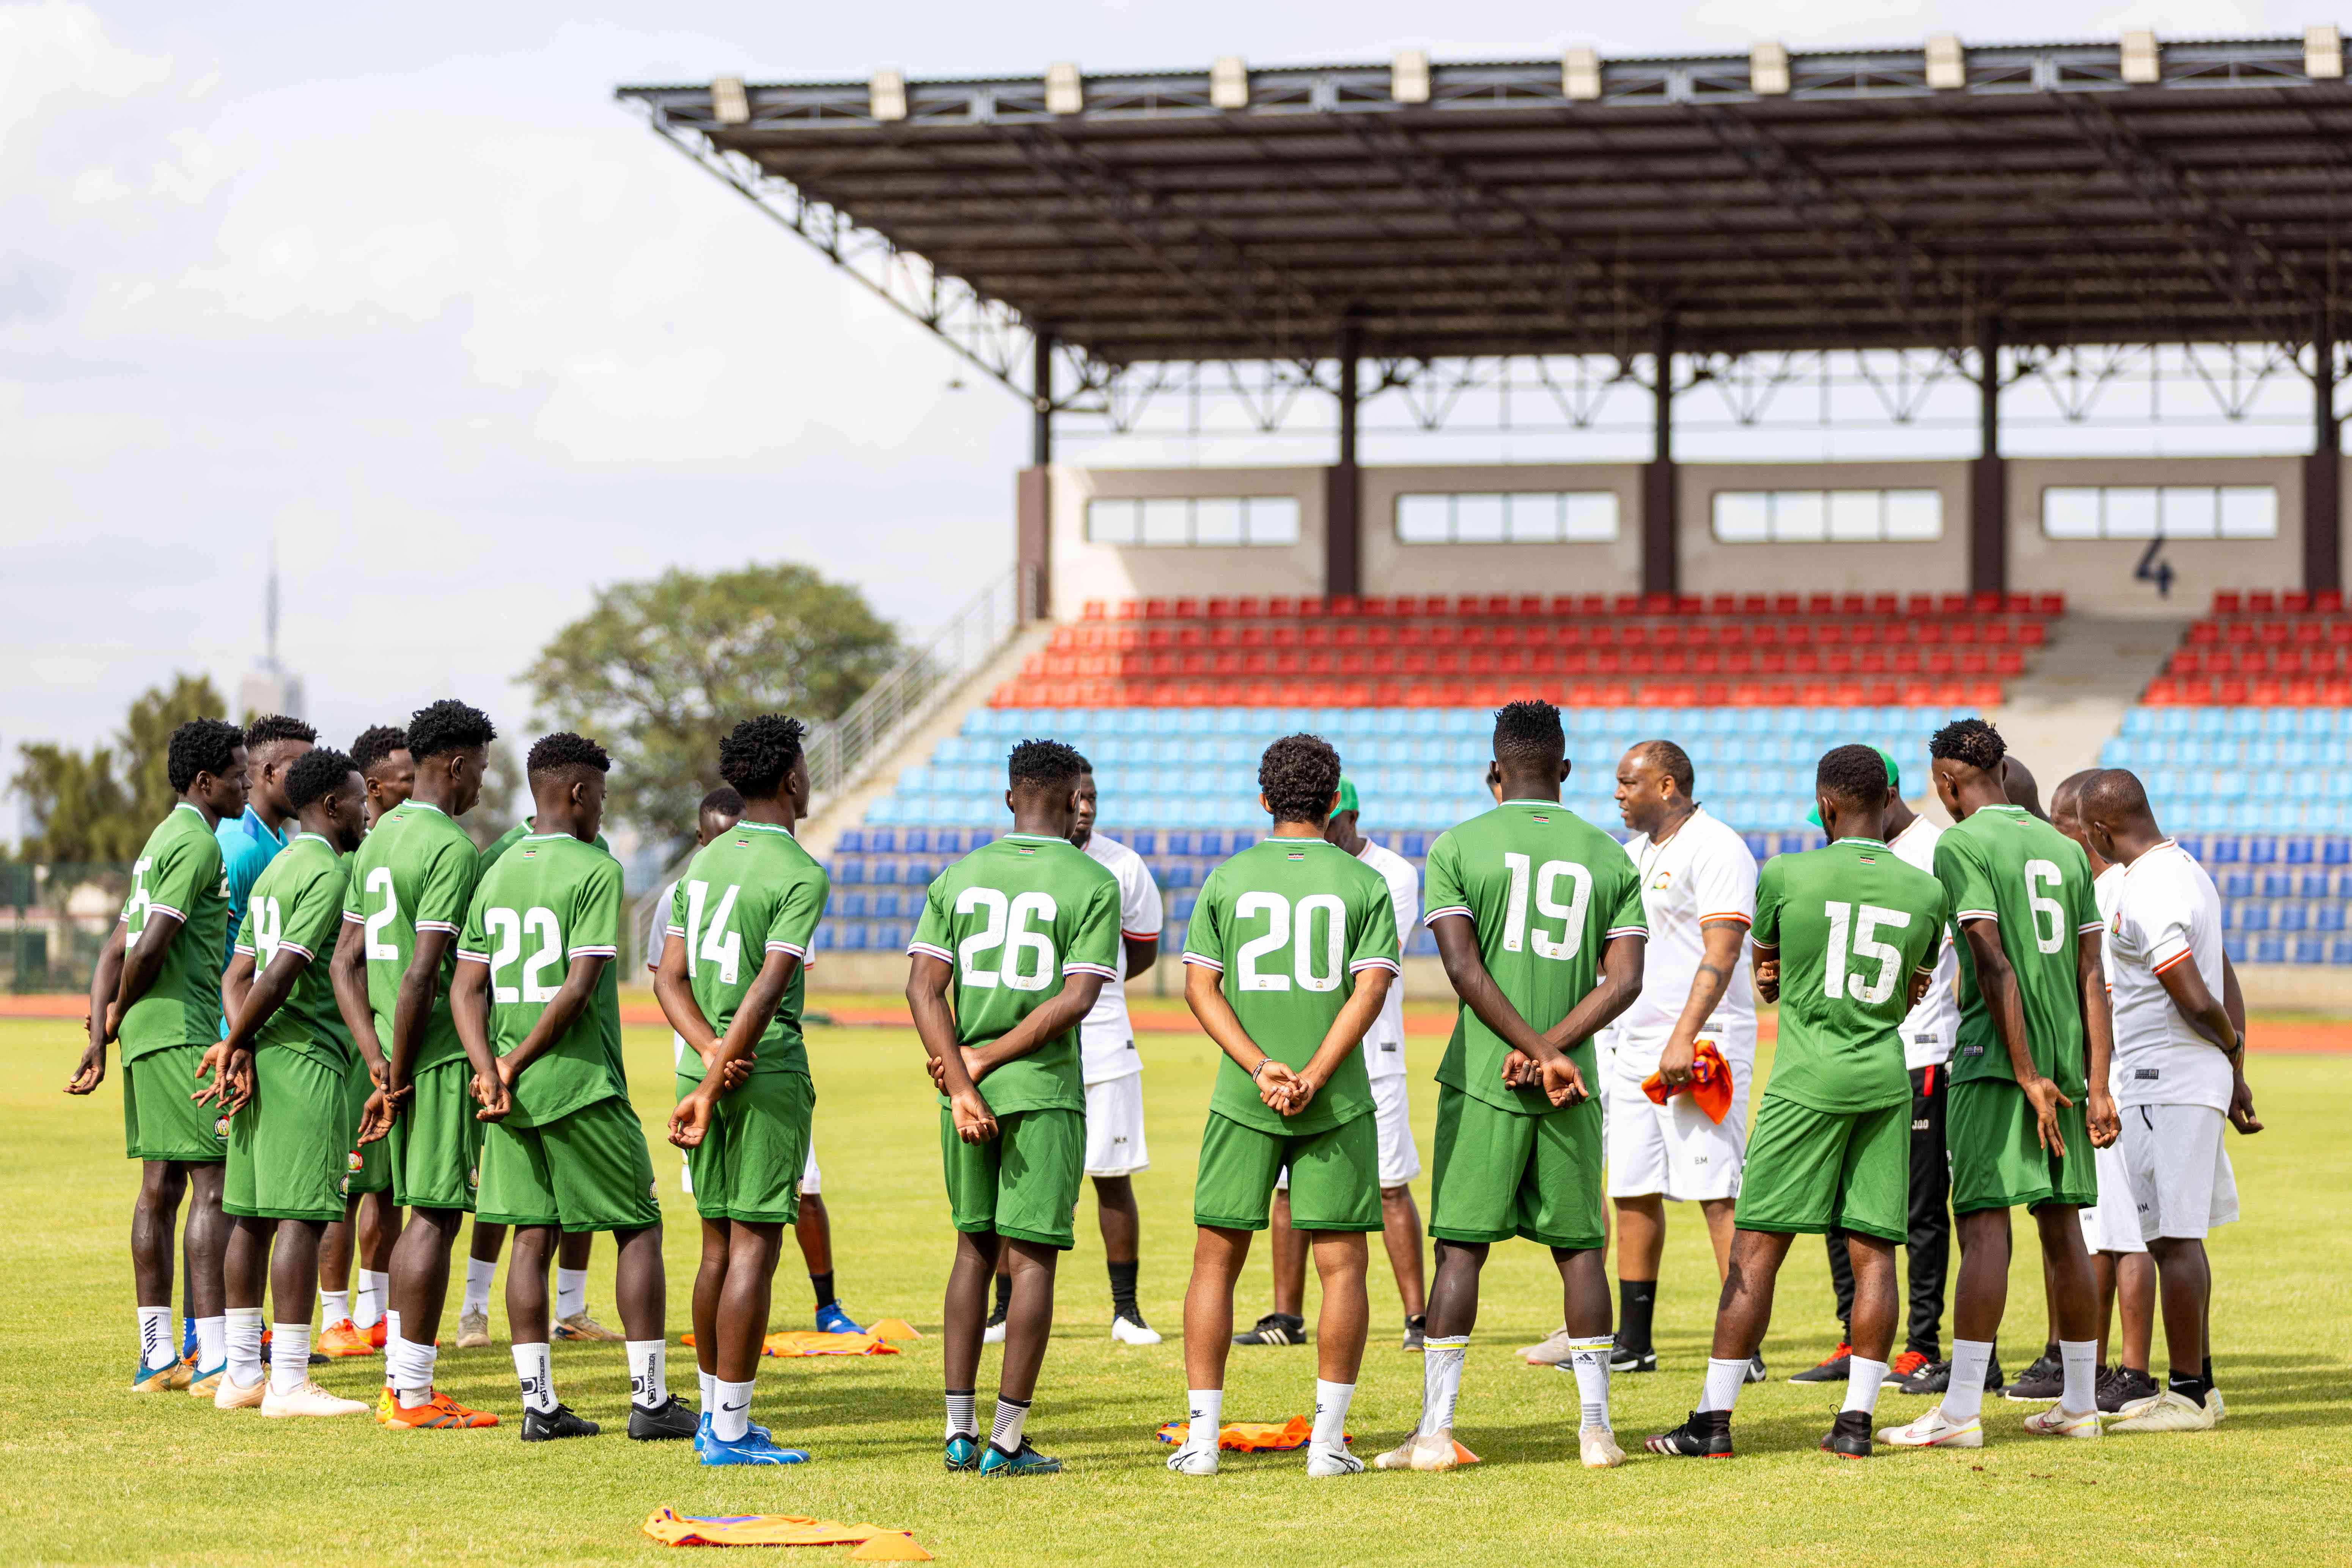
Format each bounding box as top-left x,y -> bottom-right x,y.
2248,591 -> 2277,613
1358,596 -> 1389,616
1939,594 -> 1969,615
1871,594 -> 1898,615
2035,593 -> 2064,615
1548,595 -> 1579,615
1173,598 -> 1201,619
1516,595 -> 1543,617
1081,600 -> 1106,620
1144,598 -> 1170,620
1615,594 -> 1644,615
1330,595 -> 1360,616
1839,594 -> 1866,615
1206,597 -> 1234,618
2284,591 -> 2310,613
2317,589 -> 2345,613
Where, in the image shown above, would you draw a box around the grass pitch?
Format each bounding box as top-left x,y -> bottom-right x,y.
3,1007 -> 2348,1566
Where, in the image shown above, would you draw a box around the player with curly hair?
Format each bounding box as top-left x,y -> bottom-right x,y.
347,724 -> 416,829
218,715 -> 318,966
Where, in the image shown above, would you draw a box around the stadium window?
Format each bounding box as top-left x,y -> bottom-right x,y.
2039,484 -> 2278,541
1393,491 -> 1620,544
1710,489 -> 1943,543
1086,495 -> 1302,547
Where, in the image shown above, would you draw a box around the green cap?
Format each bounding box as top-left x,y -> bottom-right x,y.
1335,776 -> 1360,814
1804,745 -> 1902,830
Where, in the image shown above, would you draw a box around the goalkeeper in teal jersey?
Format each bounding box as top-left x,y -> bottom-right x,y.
1167,734 -> 1400,1482
655,716 -> 828,1467
907,739 -> 1120,1479
1647,745 -> 1948,1463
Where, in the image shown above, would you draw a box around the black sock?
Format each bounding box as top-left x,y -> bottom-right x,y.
1107,1260 -> 1139,1318
810,1271 -> 836,1312
2043,1340 -> 2059,1363
2203,1354 -> 2214,1386
992,1272 -> 1014,1318
2169,1368 -> 2213,1403
1619,1280 -> 1657,1353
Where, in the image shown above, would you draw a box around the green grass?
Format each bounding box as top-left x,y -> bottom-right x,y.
3,1011 -> 2348,1566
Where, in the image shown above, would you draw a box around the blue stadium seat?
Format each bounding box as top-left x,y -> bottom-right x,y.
832,859 -> 865,885
2236,902 -> 2270,932
2275,903 -> 2308,933
838,923 -> 869,951
2317,904 -> 2346,933
2205,835 -> 2241,864
2261,871 -> 2293,899
838,892 -> 867,919
2222,871 -> 2253,899
2256,935 -> 2286,963
870,861 -> 899,885
2330,839 -> 2352,866
2335,937 -> 2352,964
814,924 -> 837,951
2295,936 -> 2328,964
2224,933 -> 2248,963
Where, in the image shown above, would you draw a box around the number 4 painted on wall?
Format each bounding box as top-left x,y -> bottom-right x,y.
2134,536 -> 2175,598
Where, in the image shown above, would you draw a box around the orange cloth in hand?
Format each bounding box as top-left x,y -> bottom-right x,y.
1641,1040 -> 1734,1124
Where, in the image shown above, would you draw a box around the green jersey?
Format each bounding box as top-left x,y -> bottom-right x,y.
116,802 -> 233,1060
1752,838 -> 1949,1114
908,833 -> 1120,1117
342,800 -> 481,1075
234,833 -> 356,1069
457,832 -> 626,1128
1423,799 -> 1648,1116
1936,804 -> 2101,1097
480,816 -> 610,872
1181,836 -> 1401,1137
668,821 -> 830,1084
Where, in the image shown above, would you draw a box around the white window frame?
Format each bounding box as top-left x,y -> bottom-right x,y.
2038,484 -> 2278,541
1394,491 -> 1620,545
1710,488 -> 1943,544
1085,495 -> 1301,547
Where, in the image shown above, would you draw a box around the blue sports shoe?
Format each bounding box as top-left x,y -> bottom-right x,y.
944,1434 -> 980,1472
978,1439 -> 1062,1477
181,1317 -> 198,1360
815,1301 -> 865,1335
701,1430 -> 811,1466
695,1410 -> 775,1456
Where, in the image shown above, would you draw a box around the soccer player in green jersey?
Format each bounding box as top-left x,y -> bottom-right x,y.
452,732 -> 690,1443
909,739 -> 1120,1478
658,716 -> 827,1466
329,700 -> 504,1428
1379,700 -> 1646,1474
1882,719 -> 2118,1450
70,718 -> 248,1394
1168,734 -> 1401,1481
197,747 -> 372,1417
351,724 -> 417,829
1647,745 -> 1948,1461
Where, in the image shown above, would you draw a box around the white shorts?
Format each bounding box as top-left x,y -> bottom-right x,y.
1604,1058 -> 1749,1203
1083,1074 -> 1150,1178
2079,1139 -> 2146,1255
1281,1077 -> 1420,1192
2121,1103 -> 2239,1242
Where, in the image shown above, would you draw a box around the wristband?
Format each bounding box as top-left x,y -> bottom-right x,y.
1250,1059 -> 1271,1081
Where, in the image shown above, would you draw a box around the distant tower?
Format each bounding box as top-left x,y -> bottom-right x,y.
236,530 -> 305,721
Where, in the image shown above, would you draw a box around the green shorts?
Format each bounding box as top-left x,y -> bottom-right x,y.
1429,1086 -> 1604,1251
476,1095 -> 661,1233
123,1044 -> 229,1164
1734,1096 -> 1909,1243
939,1106 -> 1085,1249
225,1049 -> 355,1225
1947,1078 -> 2097,1216
389,1060 -> 484,1213
1193,1111 -> 1380,1234
680,1070 -> 813,1225
343,1058 -> 391,1197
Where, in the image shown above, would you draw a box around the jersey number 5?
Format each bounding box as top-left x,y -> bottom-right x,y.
1821,901 -> 1912,1005
955,887 -> 1058,991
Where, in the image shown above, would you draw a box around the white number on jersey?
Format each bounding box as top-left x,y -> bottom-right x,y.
249,894 -> 284,966
1500,852 -> 1593,960
363,866 -> 399,961
125,857 -> 154,932
1233,891 -> 1347,993
484,906 -> 564,1004
2024,860 -> 2067,954
681,880 -> 742,985
1821,901 -> 1913,1005
954,887 -> 1060,992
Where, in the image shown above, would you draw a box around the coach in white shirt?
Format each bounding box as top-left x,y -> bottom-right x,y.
2079,769 -> 2256,1432
1608,741 -> 1758,1375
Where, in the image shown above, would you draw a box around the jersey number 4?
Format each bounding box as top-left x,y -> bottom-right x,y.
678,881 -> 744,985
955,887 -> 1058,991
1821,901 -> 1913,1005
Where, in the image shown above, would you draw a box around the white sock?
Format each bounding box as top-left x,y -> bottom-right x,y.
945,1388 -> 977,1440
269,1323 -> 311,1396
138,1306 -> 176,1370
195,1315 -> 226,1372
462,1257 -> 496,1317
225,1307 -> 265,1387
699,1368 -> 717,1417
1187,1387 -> 1224,1453
396,1338 -> 437,1408
512,1343 -> 555,1414
1311,1379 -> 1354,1455
1943,1338 -> 1993,1424
1566,1335 -> 1613,1431
555,1267 -> 588,1321
1844,1356 -> 1890,1415
354,1269 -> 387,1329
383,1315 -> 406,1390
320,1288 -> 351,1326
712,1378 -> 755,1443
2060,1338 -> 2098,1415
990,1395 -> 1030,1453
627,1338 -> 668,1411
1419,1334 -> 1469,1435
1700,1357 -> 1749,1415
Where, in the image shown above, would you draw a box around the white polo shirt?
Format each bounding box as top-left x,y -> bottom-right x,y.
1078,832 -> 1164,1086
1614,807 -> 1758,1074
1354,837 -> 1420,1082
2092,862 -> 2125,1096
1888,815 -> 1962,1071
2107,840 -> 2233,1112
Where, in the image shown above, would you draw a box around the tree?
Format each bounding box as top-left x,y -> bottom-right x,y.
525,564 -> 898,859
121,674 -> 230,824
464,739 -> 527,852
10,673 -> 228,863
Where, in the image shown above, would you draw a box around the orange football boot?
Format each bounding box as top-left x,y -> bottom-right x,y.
319,1319 -> 377,1358
376,1387 -> 500,1429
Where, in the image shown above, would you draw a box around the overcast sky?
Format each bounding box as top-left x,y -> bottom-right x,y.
1,0 -> 2310,835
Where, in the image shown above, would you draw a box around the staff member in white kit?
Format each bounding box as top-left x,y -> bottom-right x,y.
1608,740 -> 1760,1378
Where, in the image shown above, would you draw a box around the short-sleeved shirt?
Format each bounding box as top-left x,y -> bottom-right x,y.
480,816 -> 610,872
1077,832 -> 1164,1085
1936,804 -> 2103,1097
2092,862 -> 2125,1097
233,832 -> 355,1069
2107,841 -> 2233,1112
117,803 -> 232,1059
907,834 -> 1121,1117
217,806 -> 291,966
667,821 -> 829,1085
1888,815 -> 1962,1070
456,833 -> 626,1128
1421,799 -> 1647,1117
1182,836 -> 1401,1136
1355,838 -> 1419,1081
1751,838 -> 1949,1114
1614,808 -> 1759,1072
340,799 -> 480,1075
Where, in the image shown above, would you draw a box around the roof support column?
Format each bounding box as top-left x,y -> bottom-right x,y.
1641,316 -> 1678,600
2308,309 -> 2341,599
1017,331 -> 1053,622
1325,326 -> 1362,602
1969,316 -> 2006,599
